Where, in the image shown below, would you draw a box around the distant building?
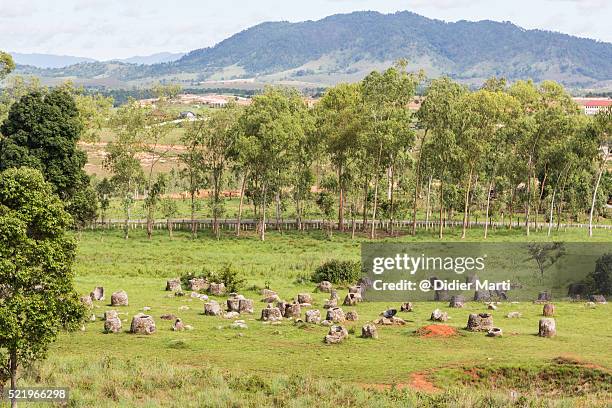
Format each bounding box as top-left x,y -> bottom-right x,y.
573,98 -> 612,115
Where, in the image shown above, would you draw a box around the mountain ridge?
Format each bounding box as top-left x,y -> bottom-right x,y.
10,11 -> 612,89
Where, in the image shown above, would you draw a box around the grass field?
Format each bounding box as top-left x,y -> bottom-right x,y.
5,227 -> 612,407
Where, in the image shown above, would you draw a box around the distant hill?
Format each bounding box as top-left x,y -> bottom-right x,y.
114,52 -> 185,65
10,52 -> 96,69
12,11 -> 612,89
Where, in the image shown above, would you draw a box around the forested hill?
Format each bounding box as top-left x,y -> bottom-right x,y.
15,11 -> 612,88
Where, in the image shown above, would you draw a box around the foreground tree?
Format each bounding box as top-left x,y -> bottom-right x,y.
0,168 -> 85,407
0,88 -> 97,226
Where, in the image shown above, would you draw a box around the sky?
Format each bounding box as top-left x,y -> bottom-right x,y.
1,0 -> 611,60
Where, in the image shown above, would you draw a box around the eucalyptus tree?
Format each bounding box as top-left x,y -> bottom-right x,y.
361,63 -> 422,239
503,81 -> 587,235
418,78 -> 466,238
456,89 -> 519,238
289,104 -> 318,231
589,106 -> 612,237
316,83 -> 363,231
189,103 -> 242,239
238,87 -> 308,241
181,124 -> 207,238
95,177 -> 113,224
104,99 -> 148,239
480,91 -> 520,238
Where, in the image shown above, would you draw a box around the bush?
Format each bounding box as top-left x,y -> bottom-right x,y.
588,253 -> 612,296
180,264 -> 246,293
311,260 -> 361,285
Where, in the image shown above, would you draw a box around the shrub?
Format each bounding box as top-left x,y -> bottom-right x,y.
180,264 -> 246,293
311,260 -> 361,284
588,253 -> 612,296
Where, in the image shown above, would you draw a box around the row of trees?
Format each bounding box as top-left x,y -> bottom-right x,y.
157,64 -> 609,241
2,53 -> 611,241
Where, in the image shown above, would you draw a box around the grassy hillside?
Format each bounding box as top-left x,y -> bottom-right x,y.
14,11 -> 612,89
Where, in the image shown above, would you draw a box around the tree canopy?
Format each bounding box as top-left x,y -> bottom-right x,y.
0,167 -> 84,396
0,88 -> 97,225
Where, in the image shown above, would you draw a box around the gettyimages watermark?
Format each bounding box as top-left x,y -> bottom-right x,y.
361,242 -> 611,301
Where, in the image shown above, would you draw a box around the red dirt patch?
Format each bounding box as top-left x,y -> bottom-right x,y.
359,372 -> 440,393
409,372 -> 440,393
416,324 -> 458,338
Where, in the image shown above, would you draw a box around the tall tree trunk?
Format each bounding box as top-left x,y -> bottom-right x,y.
589,155 -> 608,237
547,188 -> 557,237
508,186 -> 516,229
484,178 -> 494,239
370,175 -> 380,239
461,166 -> 474,239
124,197 -> 130,240
389,164 -> 395,235
295,198 -> 302,231
439,178 -> 444,239
362,180 -> 368,231
338,165 -> 344,232
556,169 -> 571,231
535,170 -> 548,231
260,184 -> 267,241
370,143 -> 383,240
525,160 -> 533,236
236,173 -> 246,237
351,202 -> 356,239
275,191 -> 281,232
190,190 -> 197,239
10,349 -> 17,408
412,129 -> 428,235
425,175 -> 432,231
167,218 -> 173,239
146,210 -> 153,240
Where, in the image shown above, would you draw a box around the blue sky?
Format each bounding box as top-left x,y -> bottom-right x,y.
2,0 -> 611,60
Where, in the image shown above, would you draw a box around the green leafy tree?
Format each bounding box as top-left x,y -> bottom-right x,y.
0,88 -> 97,226
316,83 -> 363,231
95,177 -> 113,224
104,100 -> 146,239
66,185 -> 98,233
0,76 -> 41,125
0,51 -> 14,79
161,198 -> 179,239
192,103 -> 242,239
589,107 -> 611,237
181,123 -> 207,238
418,78 -> 466,238
361,62 -> 422,239
144,174 -> 167,239
0,168 -> 85,404
237,87 -> 307,241
456,89 -> 518,238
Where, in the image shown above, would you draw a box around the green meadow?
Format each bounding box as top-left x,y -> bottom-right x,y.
6,227 -> 612,407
